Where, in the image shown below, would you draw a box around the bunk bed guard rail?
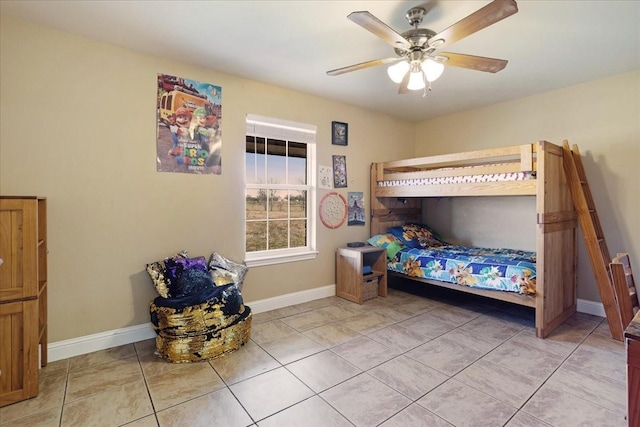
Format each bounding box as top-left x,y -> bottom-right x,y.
374,143 -> 538,198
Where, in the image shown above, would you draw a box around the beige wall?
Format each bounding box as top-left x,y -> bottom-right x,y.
2,14 -> 637,343
0,16 -> 415,342
415,70 -> 640,302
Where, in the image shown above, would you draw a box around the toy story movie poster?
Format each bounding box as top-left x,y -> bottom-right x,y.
156,73 -> 222,174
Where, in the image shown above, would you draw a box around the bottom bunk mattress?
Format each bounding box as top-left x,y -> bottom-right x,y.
388,245 -> 537,295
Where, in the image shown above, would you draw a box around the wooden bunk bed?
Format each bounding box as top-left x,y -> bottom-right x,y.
370,141 -> 577,338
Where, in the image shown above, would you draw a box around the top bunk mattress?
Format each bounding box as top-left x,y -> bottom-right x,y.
378,169 -> 535,188
389,245 -> 537,295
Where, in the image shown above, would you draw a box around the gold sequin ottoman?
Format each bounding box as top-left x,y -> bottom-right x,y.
150,284 -> 251,363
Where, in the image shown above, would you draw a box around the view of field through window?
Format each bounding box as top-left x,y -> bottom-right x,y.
246,136 -> 308,252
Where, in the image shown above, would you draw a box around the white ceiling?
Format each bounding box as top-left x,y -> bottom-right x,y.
2,1 -> 639,122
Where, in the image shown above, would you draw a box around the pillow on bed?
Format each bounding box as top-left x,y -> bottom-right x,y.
388,223 -> 445,249
367,233 -> 406,260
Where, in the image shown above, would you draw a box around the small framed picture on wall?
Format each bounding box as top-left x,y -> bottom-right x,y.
331,121 -> 348,146
332,155 -> 347,188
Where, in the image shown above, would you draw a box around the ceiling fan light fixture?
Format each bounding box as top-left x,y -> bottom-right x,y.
387,61 -> 410,83
407,70 -> 426,90
422,58 -> 445,82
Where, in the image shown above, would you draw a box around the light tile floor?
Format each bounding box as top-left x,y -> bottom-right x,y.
0,284 -> 628,427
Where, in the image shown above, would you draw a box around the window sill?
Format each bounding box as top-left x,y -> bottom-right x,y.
245,250 -> 318,267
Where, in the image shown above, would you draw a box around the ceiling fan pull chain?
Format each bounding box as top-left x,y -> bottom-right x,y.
421,71 -> 426,97
422,81 -> 434,98
422,71 -> 428,98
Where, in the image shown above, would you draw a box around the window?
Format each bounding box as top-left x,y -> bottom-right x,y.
245,114 -> 317,267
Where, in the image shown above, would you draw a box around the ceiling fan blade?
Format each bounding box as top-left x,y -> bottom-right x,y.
326,57 -> 402,76
429,0 -> 518,50
398,70 -> 410,94
348,11 -> 411,51
439,52 -> 508,73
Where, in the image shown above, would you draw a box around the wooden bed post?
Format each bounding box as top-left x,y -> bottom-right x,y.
535,141 -> 577,337
520,144 -> 533,172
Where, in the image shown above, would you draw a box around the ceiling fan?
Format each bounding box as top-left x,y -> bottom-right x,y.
326,0 -> 518,96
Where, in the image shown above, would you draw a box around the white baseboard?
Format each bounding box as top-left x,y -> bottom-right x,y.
576,298 -> 606,318
47,287 -> 604,363
47,284 -> 336,363
47,323 -> 158,363
247,284 -> 336,314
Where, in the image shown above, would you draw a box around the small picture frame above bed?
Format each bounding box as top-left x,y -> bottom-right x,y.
331,121 -> 348,146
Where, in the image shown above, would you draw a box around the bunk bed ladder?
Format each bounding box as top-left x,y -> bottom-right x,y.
562,140 -> 624,340
610,253 -> 639,331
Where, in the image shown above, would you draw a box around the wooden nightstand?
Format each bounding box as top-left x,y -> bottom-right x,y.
335,246 -> 387,304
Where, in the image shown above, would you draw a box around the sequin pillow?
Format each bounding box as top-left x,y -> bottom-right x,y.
164,256 -> 208,286
145,251 -> 207,298
146,251 -> 187,298
388,223 -> 445,249
208,252 -> 248,289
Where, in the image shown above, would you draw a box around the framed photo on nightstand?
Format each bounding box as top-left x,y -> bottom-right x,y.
332,121 -> 348,146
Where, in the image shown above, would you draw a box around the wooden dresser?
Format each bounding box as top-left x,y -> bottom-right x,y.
625,310 -> 640,426
0,196 -> 48,407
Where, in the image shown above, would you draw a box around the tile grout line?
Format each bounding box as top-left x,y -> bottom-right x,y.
9,291 -> 622,427
501,318 -> 612,427
133,342 -> 161,426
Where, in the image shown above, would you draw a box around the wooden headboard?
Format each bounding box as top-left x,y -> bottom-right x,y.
369,162 -> 423,235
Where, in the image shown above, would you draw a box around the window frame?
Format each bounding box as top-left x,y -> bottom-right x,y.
244,114 -> 317,267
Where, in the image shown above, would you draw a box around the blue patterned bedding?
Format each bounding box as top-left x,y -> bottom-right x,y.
388,245 -> 537,295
